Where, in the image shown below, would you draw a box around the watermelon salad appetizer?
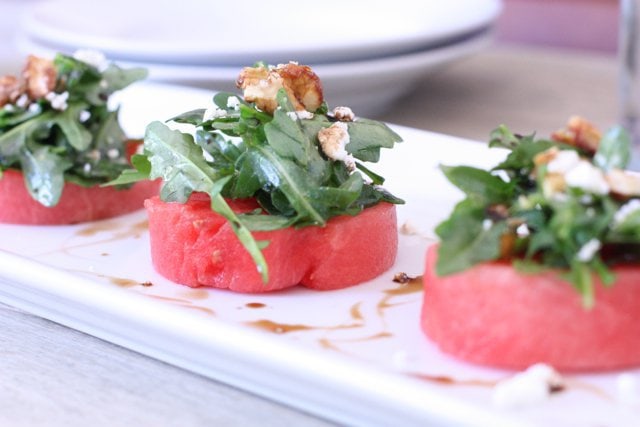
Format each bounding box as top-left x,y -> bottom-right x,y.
0,51 -> 158,224
422,116 -> 640,371
113,62 -> 403,292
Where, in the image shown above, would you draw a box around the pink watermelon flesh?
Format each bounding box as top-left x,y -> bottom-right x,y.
145,192 -> 398,292
422,244 -> 640,372
0,169 -> 159,225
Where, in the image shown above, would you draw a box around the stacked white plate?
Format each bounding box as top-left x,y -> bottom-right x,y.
17,0 -> 502,115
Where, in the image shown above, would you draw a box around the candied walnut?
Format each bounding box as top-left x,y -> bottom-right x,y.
606,169 -> 640,198
236,62 -> 323,114
533,147 -> 560,168
0,75 -> 24,107
551,115 -> 601,154
23,55 -> 56,100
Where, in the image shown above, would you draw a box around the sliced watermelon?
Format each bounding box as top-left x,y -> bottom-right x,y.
0,169 -> 159,225
145,193 -> 398,292
422,245 -> 640,372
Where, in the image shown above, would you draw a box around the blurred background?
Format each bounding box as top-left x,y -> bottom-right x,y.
0,0 -> 621,141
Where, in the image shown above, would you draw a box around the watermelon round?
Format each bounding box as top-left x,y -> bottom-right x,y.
145,193 -> 398,292
0,169 -> 159,225
422,245 -> 640,372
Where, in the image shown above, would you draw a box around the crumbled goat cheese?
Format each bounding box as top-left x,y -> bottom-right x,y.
547,149 -> 580,174
15,94 -> 29,108
617,373 -> 640,405
399,221 -> 420,236
79,110 -> 91,122
614,199 -> 640,225
576,238 -> 601,262
99,79 -> 108,89
482,218 -> 493,230
565,161 -> 610,195
83,163 -> 92,173
286,110 -> 314,121
106,148 -> 120,160
45,91 -> 69,111
516,223 -> 530,237
492,363 -> 563,408
203,105 -> 226,121
226,96 -> 240,109
317,122 -> 355,170
73,49 -> 108,71
28,103 -> 41,114
332,106 -> 355,121
296,110 -> 314,119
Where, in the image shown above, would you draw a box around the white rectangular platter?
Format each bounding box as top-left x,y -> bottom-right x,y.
0,83 -> 638,426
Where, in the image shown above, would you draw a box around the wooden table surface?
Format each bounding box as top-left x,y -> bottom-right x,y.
0,44 -> 621,426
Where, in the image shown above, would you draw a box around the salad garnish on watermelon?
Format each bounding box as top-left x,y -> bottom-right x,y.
112,62 -> 404,282
436,116 -> 640,306
0,51 -> 147,207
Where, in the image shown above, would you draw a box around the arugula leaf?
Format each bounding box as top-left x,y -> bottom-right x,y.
249,145 -> 326,225
440,165 -> 513,204
54,104 -> 92,150
345,118 -> 402,162
20,146 -> 70,206
435,198 -> 508,275
144,121 -> 269,281
593,126 -> 631,170
103,154 -> 151,186
144,121 -> 226,202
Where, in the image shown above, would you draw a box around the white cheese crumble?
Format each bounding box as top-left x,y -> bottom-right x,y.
547,150 -> 580,174
614,199 -> 640,225
73,49 -> 108,71
15,94 -> 30,108
28,103 -> 41,114
203,105 -> 226,121
317,122 -> 355,170
45,91 -> 69,111
564,161 -> 610,195
576,238 -> 601,262
106,148 -> 120,160
226,96 -> 240,109
516,223 -> 530,237
79,110 -> 91,122
482,218 -> 493,230
492,363 -> 563,408
286,110 -> 314,121
399,220 -> 420,236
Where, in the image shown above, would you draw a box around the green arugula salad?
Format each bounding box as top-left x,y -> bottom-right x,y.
436,116 -> 640,306
113,62 -> 403,281
0,51 -> 146,206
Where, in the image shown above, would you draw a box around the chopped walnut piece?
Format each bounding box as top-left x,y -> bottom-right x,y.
22,55 -> 57,100
0,75 -> 24,107
236,62 -> 323,114
551,115 -> 601,154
